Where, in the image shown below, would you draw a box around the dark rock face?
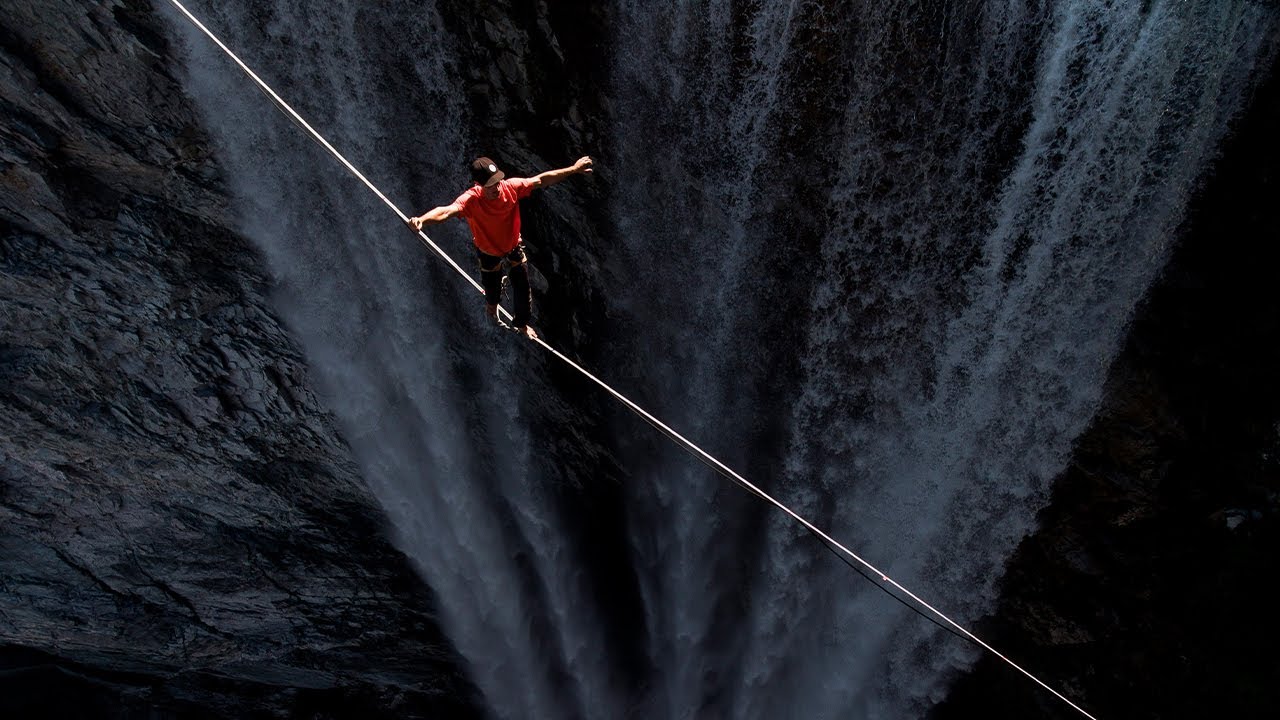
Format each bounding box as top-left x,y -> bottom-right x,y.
1,2 -> 480,717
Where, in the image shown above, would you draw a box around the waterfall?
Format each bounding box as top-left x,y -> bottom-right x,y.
604,3 -> 816,717
165,2 -> 619,719
166,1 -> 1278,719
607,1 -> 1277,719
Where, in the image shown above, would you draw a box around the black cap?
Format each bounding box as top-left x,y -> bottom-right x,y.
470,157 -> 505,186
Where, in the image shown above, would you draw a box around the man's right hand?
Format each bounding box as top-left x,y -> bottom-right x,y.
410,204 -> 462,228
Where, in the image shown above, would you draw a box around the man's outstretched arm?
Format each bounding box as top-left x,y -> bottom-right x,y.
408,203 -> 462,231
529,156 -> 593,189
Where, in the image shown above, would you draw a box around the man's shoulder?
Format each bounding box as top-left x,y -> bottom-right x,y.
504,177 -> 537,197
454,186 -> 480,207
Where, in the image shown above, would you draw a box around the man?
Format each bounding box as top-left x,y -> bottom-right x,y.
408,155 -> 593,340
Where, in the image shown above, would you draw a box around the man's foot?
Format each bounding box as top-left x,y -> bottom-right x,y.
514,324 -> 538,340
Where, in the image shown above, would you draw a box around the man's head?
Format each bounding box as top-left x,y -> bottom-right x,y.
471,157 -> 504,198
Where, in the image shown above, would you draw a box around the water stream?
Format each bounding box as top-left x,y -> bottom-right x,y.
168,1 -> 1279,717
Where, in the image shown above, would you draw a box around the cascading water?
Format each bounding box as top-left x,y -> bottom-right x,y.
608,2 -> 1277,719
604,4 -> 818,717
165,3 -> 620,719
166,1 -> 1277,719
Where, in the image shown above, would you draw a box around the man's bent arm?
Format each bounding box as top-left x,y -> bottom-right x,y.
529,156 -> 593,189
408,203 -> 462,231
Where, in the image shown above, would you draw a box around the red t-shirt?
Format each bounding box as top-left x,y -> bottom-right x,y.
453,178 -> 536,256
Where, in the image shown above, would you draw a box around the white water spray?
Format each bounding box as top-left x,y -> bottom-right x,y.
608,1 -> 1276,718
165,2 -> 621,718
164,1 -> 1278,719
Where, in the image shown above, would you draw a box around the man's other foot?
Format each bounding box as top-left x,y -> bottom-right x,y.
515,325 -> 538,340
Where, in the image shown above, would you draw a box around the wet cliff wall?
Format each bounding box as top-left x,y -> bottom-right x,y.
1,2 -> 483,717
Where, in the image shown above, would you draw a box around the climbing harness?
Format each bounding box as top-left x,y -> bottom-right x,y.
479,245 -> 527,273
164,2 -> 1100,718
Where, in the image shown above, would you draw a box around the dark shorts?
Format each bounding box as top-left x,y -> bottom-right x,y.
477,242 -> 531,327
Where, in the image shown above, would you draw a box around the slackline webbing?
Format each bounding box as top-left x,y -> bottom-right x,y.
165,2 -> 1100,718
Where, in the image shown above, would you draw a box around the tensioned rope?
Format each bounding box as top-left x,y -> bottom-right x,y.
166,2 -> 1098,718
